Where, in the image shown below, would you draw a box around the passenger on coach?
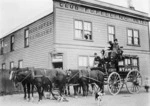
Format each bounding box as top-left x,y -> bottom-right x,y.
93,53 -> 101,67
112,39 -> 120,54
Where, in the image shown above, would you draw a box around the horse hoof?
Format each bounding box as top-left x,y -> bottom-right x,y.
31,97 -> 34,102
63,98 -> 69,102
75,96 -> 78,98
27,98 -> 30,102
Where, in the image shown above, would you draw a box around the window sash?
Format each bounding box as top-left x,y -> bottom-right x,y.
108,26 -> 115,42
11,36 -> 14,43
84,22 -> 91,31
108,26 -> 114,34
127,29 -> 139,45
18,60 -> 23,68
11,36 -> 14,51
132,58 -> 138,66
125,58 -> 131,65
75,21 -> 83,30
25,30 -> 29,38
89,56 -> 95,67
25,29 -> 29,47
10,62 -> 14,69
108,34 -> 114,42
75,30 -> 83,39
1,40 -> 4,48
75,20 -> 92,40
79,56 -> 88,67
2,63 -> 6,69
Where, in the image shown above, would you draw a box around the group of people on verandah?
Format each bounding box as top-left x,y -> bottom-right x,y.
93,39 -> 122,73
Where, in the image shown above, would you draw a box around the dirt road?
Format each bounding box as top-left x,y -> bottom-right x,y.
0,87 -> 149,106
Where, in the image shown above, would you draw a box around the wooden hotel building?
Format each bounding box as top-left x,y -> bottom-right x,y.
0,0 -> 150,78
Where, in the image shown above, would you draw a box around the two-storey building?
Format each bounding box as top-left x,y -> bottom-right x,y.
0,0 -> 150,78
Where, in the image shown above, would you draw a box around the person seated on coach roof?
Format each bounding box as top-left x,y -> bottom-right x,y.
93,53 -> 101,67
112,39 -> 120,54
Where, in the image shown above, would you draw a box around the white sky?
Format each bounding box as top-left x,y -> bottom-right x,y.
0,0 -> 149,38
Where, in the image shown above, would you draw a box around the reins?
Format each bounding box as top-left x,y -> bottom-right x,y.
81,75 -> 103,83
67,71 -> 80,83
15,71 -> 32,86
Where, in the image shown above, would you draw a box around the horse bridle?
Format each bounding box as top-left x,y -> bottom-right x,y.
66,70 -> 80,83
10,70 -> 32,88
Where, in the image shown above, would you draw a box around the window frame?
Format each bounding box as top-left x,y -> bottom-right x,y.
74,19 -> 93,41
10,35 -> 15,51
108,25 -> 115,43
10,61 -> 14,69
0,40 -> 4,55
127,28 -> 140,46
2,63 -> 6,70
78,55 -> 95,68
18,60 -> 23,68
24,29 -> 29,48
78,55 -> 88,68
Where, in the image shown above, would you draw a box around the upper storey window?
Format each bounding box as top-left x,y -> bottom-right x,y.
74,20 -> 92,41
108,25 -> 115,42
127,29 -> 140,46
24,29 -> 29,47
10,35 -> 15,51
0,40 -> 4,55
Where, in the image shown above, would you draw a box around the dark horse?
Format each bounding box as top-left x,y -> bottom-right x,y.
9,67 -> 67,101
66,69 -> 104,96
66,69 -> 82,96
80,69 -> 105,96
29,68 -> 67,101
9,67 -> 34,100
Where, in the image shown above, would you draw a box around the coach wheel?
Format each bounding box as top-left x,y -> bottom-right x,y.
126,69 -> 142,94
107,72 -> 122,95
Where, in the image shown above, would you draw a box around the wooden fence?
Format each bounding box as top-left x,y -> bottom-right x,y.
0,69 -> 23,95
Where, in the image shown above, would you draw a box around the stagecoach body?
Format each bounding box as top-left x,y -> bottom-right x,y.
106,54 -> 142,95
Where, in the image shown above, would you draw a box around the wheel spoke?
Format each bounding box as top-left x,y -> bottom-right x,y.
126,70 -> 142,94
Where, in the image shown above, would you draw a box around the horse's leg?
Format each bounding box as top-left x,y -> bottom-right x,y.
30,84 -> 34,101
68,86 -> 70,95
91,83 -> 95,95
31,84 -> 34,97
37,86 -> 42,101
78,85 -> 81,94
27,83 -> 30,101
82,83 -> 88,96
22,83 -> 27,100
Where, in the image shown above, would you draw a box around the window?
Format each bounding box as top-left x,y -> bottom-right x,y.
18,60 -> 23,68
89,56 -> 95,67
125,58 -> 131,66
132,58 -> 138,66
127,29 -> 140,45
78,56 -> 95,68
10,61 -> 14,69
10,35 -> 15,51
75,20 -> 92,40
24,29 -> 29,47
108,26 -> 115,42
2,63 -> 6,70
78,56 -> 88,67
0,40 -> 4,55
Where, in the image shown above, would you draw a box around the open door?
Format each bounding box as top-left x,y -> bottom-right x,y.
51,53 -> 63,69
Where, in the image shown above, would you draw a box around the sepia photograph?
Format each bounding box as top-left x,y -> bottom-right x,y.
0,0 -> 150,106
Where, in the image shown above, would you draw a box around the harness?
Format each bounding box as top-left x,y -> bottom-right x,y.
14,71 -> 32,87
67,71 -> 80,83
80,69 -> 104,84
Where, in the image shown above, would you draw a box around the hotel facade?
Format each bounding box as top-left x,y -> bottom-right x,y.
0,0 -> 150,78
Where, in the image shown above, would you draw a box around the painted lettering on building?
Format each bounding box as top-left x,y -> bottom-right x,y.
56,1 -> 148,25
